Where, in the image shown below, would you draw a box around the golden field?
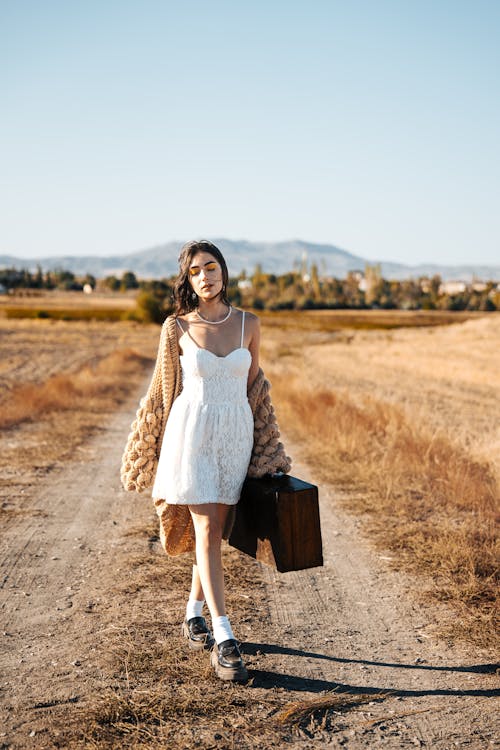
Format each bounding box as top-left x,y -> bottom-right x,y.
262,311 -> 500,645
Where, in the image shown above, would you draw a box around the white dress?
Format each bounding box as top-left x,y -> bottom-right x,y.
152,312 -> 254,505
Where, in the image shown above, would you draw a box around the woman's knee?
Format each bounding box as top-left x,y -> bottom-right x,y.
189,506 -> 225,547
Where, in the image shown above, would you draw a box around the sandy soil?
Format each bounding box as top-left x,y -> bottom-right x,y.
0,374 -> 498,748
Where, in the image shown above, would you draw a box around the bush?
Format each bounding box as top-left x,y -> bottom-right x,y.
134,292 -> 166,324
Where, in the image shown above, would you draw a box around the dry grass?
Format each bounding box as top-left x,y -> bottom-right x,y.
0,290 -> 136,310
0,348 -> 151,429
257,308 -> 486,331
261,314 -> 500,474
258,311 -> 500,650
3,306 -> 129,321
4,312 -> 496,746
274,690 -> 392,726
45,525 -> 385,750
0,318 -> 160,518
0,291 -> 137,320
269,375 -> 499,647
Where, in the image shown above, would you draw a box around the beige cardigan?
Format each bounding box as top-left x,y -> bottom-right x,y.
121,314 -> 292,555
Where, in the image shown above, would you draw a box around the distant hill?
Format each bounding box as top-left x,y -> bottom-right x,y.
1,238 -> 499,281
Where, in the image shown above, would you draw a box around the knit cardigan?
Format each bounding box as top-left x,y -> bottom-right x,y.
120,314 -> 292,555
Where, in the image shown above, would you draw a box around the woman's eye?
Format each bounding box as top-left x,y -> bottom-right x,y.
189,262 -> 218,276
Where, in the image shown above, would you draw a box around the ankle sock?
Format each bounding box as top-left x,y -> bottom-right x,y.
186,597 -> 204,620
212,615 -> 235,645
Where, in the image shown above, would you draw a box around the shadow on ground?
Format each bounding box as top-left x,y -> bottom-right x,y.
241,641 -> 500,697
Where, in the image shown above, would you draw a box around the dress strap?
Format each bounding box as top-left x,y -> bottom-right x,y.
176,317 -> 186,333
240,310 -> 245,348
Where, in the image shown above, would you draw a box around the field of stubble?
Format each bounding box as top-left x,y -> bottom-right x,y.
262,312 -> 500,646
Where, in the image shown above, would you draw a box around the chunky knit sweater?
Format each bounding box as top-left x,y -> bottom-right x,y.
121,314 -> 292,555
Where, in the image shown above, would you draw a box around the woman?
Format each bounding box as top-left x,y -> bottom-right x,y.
121,240 -> 291,682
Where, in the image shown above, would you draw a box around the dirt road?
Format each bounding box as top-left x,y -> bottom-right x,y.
0,384 -> 498,748
256,442 -> 499,747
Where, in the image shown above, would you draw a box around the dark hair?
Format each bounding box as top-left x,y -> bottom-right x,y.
173,240 -> 230,315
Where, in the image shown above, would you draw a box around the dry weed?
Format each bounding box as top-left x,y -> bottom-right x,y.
274,690 -> 392,727
270,376 -> 499,647
47,544 -> 288,750
0,349 -> 151,429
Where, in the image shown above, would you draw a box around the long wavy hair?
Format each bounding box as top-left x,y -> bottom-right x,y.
173,240 -> 230,316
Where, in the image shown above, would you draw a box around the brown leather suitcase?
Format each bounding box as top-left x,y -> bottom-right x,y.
229,474 -> 323,572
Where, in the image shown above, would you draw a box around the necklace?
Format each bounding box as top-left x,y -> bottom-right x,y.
195,305 -> 232,324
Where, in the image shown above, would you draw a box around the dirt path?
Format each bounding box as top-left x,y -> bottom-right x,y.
0,388 -> 498,748
0,390 -> 145,740
254,440 -> 499,747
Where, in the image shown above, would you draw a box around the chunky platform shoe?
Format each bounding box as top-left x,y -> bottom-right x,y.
181,616 -> 214,651
210,639 -> 248,682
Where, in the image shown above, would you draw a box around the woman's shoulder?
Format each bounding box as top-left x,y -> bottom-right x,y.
164,312 -> 192,325
237,308 -> 260,326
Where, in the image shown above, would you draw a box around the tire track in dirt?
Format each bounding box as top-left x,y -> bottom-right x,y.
253,439 -> 499,748
0,383 -> 150,743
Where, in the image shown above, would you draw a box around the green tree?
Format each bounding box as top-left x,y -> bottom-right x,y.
252,264 -> 264,290
364,263 -> 383,307
310,263 -> 321,299
121,271 -> 139,290
103,275 -> 121,291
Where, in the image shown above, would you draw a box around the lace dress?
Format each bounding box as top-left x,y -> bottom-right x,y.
152,312 -> 254,505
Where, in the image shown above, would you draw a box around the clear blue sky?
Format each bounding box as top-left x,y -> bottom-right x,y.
2,0 -> 499,265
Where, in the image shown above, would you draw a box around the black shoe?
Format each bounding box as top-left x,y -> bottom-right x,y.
210,638 -> 248,682
181,616 -> 214,651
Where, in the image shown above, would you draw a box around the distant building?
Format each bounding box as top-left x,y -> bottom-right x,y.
471,282 -> 487,292
83,283 -> 93,294
439,281 -> 467,295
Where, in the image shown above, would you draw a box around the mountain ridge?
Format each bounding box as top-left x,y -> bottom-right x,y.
1,238 -> 499,281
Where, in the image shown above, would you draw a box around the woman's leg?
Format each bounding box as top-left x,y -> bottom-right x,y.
188,503 -> 231,618
189,564 -> 204,602
188,502 -> 247,680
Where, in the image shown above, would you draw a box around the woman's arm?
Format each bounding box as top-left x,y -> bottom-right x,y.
246,313 -> 261,393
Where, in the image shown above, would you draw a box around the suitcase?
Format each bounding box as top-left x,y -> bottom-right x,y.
229,474 -> 323,572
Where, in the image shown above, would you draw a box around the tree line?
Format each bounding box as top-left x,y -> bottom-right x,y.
1,263 -> 498,318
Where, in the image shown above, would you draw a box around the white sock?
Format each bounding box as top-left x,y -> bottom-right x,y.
212,615 -> 235,645
186,597 -> 204,620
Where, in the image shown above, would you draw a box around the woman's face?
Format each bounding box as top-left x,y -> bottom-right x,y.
188,251 -> 224,303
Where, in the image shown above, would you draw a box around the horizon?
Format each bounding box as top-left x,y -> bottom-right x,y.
2,235 -> 500,271
2,2 -> 499,266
